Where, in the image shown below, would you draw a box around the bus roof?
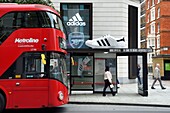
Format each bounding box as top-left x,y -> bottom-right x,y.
0,4 -> 59,17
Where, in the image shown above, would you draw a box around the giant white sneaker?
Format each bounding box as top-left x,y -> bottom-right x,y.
85,34 -> 126,48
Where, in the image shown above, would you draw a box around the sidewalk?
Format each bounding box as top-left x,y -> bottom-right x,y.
69,78 -> 170,107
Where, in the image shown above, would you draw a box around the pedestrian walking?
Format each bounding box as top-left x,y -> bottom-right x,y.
103,66 -> 115,96
137,64 -> 142,85
151,63 -> 166,89
117,79 -> 120,88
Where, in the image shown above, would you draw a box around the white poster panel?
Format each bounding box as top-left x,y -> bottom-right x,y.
95,59 -> 105,75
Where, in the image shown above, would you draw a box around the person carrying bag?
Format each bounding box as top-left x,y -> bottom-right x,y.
103,66 -> 115,96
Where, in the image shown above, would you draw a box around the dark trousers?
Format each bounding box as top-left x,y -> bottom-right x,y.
103,79 -> 114,96
151,78 -> 164,88
117,79 -> 120,84
137,75 -> 142,84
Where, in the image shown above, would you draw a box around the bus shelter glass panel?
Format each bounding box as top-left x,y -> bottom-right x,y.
70,55 -> 93,90
137,56 -> 144,94
94,53 -> 116,92
71,77 -> 93,90
71,56 -> 93,76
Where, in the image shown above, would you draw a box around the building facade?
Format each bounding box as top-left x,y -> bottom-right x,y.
52,0 -> 142,93
140,0 -> 151,70
146,0 -> 170,79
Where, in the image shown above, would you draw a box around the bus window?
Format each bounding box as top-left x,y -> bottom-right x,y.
50,52 -> 68,86
24,53 -> 46,79
46,12 -> 59,29
0,11 -> 67,45
38,12 -> 52,28
38,11 -> 62,29
25,12 -> 40,28
59,55 -> 68,86
0,12 -> 16,44
58,17 -> 65,33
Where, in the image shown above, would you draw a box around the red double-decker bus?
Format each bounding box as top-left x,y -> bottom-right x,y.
0,4 -> 68,112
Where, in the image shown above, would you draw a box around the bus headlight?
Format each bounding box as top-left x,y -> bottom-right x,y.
58,91 -> 64,101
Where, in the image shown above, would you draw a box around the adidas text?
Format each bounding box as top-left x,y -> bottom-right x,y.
67,21 -> 86,26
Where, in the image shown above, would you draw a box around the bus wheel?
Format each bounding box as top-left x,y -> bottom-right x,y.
0,93 -> 5,113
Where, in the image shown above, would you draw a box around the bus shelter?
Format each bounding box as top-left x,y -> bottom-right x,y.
67,48 -> 152,96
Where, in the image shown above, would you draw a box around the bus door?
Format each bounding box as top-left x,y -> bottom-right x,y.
12,53 -> 49,108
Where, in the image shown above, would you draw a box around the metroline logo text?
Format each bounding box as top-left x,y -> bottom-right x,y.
67,13 -> 86,26
15,38 -> 39,43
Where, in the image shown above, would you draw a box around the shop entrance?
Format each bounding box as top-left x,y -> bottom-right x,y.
164,60 -> 170,80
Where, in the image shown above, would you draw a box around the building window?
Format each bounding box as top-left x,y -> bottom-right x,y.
152,0 -> 155,6
148,65 -> 153,73
60,3 -> 92,49
148,37 -> 155,48
150,23 -> 155,34
152,38 -> 155,46
157,0 -> 160,4
148,39 -> 151,46
147,26 -> 150,34
148,0 -> 150,9
157,50 -> 160,55
150,8 -> 155,21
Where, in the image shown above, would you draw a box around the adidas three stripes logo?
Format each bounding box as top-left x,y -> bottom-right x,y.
66,13 -> 86,26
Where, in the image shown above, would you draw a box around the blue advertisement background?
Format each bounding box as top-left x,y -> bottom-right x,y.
61,4 -> 91,49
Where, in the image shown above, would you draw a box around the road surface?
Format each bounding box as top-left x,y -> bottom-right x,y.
4,104 -> 170,113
